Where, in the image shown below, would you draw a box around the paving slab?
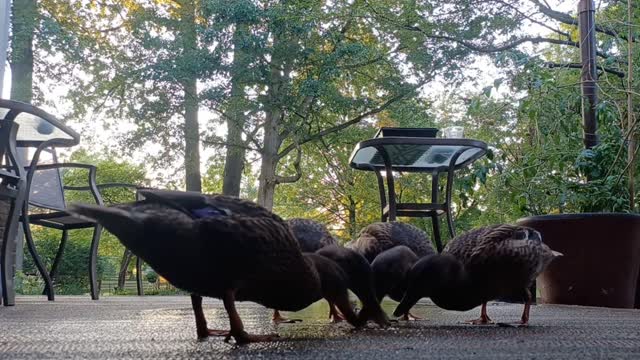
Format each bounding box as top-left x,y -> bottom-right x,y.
1,296 -> 639,359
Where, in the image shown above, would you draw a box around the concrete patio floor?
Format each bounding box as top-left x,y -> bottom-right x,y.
1,296 -> 639,359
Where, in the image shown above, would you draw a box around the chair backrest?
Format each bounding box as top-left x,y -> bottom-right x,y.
17,147 -> 66,211
0,121 -> 22,179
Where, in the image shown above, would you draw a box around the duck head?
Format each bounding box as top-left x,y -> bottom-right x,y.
393,253 -> 470,316
313,246 -> 390,328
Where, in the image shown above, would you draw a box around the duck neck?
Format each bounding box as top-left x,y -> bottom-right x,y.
431,266 -> 483,311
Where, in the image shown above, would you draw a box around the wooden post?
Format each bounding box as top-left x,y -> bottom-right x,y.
627,0 -> 635,211
578,0 -> 599,149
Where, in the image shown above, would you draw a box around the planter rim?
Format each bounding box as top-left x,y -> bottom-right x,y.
517,212 -> 640,223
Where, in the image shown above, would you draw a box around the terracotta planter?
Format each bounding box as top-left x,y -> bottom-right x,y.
516,213 -> 640,309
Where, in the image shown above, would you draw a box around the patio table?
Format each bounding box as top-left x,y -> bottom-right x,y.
0,99 -> 79,306
349,133 -> 487,252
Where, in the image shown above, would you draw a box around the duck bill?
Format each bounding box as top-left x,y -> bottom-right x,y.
393,291 -> 422,318
357,301 -> 390,328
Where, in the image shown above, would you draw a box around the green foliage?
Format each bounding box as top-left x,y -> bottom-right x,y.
144,270 -> 158,284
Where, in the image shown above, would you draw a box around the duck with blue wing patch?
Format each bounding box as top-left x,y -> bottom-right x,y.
68,190 -> 389,345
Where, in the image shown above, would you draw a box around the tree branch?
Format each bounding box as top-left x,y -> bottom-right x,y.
275,143 -> 302,184
543,62 -> 625,78
530,0 -> 636,42
278,84 -> 420,159
493,0 -> 571,40
405,24 -> 612,59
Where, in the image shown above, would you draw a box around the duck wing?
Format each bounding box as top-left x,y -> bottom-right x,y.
138,189 -> 283,222
444,224 -> 561,286
350,222 -> 434,262
287,218 -> 337,252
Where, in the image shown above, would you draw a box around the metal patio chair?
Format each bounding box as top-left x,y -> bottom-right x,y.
19,146 -> 104,300
0,122 -> 27,306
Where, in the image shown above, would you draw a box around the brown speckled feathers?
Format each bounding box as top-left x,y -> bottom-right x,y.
443,224 -> 559,289
286,218 -> 337,252
348,222 -> 435,262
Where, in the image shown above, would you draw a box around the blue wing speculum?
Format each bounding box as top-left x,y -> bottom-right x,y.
138,189 -> 231,219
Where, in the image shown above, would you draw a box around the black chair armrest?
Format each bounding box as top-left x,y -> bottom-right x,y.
64,182 -> 141,191
24,163 -> 97,171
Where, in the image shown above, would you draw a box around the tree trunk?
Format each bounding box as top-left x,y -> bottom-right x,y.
222,24 -> 250,197
117,250 -> 133,291
10,0 -> 37,102
183,78 -> 201,192
257,107 -> 282,210
178,1 -> 201,192
347,196 -> 357,239
256,29 -> 288,210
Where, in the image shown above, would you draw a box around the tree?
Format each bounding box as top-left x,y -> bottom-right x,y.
10,0 -> 37,102
36,0 -> 213,191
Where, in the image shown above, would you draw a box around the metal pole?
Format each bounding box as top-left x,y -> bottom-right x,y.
578,0 -> 599,149
0,0 -> 10,98
627,0 -> 635,211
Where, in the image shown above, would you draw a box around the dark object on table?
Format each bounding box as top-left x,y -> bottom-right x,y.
68,189 -> 389,344
374,127 -> 439,138
347,221 -> 434,263
394,224 -> 561,326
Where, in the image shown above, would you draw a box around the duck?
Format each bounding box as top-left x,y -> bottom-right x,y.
277,218 -> 345,323
347,221 -> 434,263
287,218 -> 338,252
348,222 -> 435,320
370,245 -> 422,321
69,189 -> 389,344
393,224 -> 562,326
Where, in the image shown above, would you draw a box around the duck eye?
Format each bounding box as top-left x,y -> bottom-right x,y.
514,230 -> 528,240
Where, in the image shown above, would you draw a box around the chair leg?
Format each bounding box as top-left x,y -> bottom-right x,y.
136,256 -> 144,296
1,202 -> 16,306
42,230 -> 67,296
88,224 -> 103,300
445,208 -> 456,239
0,222 -> 15,306
22,216 -> 55,301
431,214 -> 443,253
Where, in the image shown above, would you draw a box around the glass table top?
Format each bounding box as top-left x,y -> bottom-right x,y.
349,137 -> 487,172
0,99 -> 80,147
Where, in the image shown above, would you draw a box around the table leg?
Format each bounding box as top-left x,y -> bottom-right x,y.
431,214 -> 443,253
371,167 -> 387,222
444,150 -> 467,239
378,146 -> 396,222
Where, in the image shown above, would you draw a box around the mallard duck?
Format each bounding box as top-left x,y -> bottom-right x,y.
370,245 -> 422,320
287,218 -> 338,252
69,190 -> 389,344
347,222 -> 433,263
277,218 -> 343,323
393,224 -> 562,326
